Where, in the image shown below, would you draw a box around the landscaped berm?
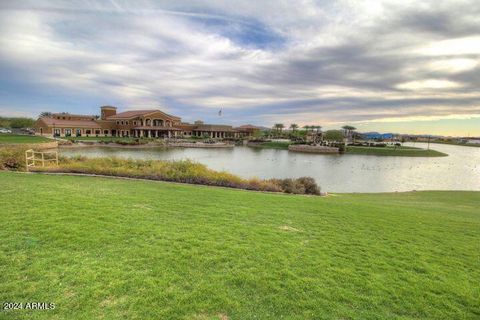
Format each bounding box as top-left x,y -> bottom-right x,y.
1,172 -> 479,319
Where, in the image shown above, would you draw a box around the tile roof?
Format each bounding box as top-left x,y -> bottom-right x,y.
107,109 -> 181,120
132,126 -> 181,131
52,113 -> 95,119
236,124 -> 261,129
193,124 -> 235,132
39,117 -> 102,128
106,110 -> 157,119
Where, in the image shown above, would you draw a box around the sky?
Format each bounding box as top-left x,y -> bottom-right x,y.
0,0 -> 479,136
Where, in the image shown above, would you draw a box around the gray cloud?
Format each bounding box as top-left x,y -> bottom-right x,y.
0,0 -> 479,129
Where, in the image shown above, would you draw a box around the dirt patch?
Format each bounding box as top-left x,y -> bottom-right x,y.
193,313 -> 229,320
279,225 -> 301,232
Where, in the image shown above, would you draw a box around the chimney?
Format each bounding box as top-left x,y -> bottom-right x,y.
100,106 -> 117,120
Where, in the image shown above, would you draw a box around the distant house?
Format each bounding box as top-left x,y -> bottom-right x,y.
234,124 -> 262,137
35,106 -> 250,139
466,138 -> 480,145
361,132 -> 395,140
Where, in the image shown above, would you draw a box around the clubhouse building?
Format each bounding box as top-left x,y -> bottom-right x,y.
35,106 -> 260,139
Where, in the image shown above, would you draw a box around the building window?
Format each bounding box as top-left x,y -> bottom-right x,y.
103,130 -> 109,135
133,121 -> 137,125
121,121 -> 124,125
65,128 -> 72,137
116,121 -> 120,125
76,129 -> 82,137
126,121 -> 129,125
86,129 -> 91,135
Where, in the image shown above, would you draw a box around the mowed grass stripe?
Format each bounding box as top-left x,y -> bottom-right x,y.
0,172 -> 479,319
0,134 -> 52,144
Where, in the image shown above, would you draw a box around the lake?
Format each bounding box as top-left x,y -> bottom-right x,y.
59,143 -> 480,193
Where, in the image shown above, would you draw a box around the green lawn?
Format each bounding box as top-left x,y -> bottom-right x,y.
346,145 -> 448,157
1,172 -> 479,319
0,134 -> 52,144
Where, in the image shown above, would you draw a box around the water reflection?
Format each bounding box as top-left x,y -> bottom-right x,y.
59,143 -> 480,193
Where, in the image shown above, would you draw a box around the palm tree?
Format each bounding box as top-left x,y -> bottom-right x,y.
273,123 -> 284,135
312,125 -> 322,144
342,125 -> 356,142
290,123 -> 299,132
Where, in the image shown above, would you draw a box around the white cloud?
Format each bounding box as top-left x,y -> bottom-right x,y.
417,36 -> 480,56
0,0 -> 479,130
428,58 -> 478,73
396,79 -> 462,90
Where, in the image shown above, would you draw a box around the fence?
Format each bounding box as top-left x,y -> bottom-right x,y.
25,149 -> 59,172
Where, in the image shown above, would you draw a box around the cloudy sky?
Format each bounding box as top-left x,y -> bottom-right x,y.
1,0 -> 479,136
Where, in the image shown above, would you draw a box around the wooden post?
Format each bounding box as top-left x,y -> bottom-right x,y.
25,150 -> 29,172
41,152 -> 45,167
56,151 -> 59,165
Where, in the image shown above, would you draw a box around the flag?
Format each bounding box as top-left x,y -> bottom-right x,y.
218,108 -> 222,116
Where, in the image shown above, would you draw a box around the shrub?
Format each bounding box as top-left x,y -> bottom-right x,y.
296,177 -> 320,195
32,156 -> 321,195
282,179 -> 306,194
248,138 -> 270,143
0,146 -> 27,171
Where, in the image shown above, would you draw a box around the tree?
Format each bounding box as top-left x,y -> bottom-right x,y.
342,125 -> 356,143
39,112 -> 52,118
324,130 -> 344,142
273,123 -> 284,136
290,123 -> 299,132
9,117 -> 35,128
311,125 -> 322,144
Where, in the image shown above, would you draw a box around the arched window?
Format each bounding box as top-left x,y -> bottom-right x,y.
153,119 -> 164,126
145,119 -> 151,126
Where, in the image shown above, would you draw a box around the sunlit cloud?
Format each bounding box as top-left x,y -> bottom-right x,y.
428,59 -> 478,73
417,36 -> 480,56
396,79 -> 463,90
0,0 -> 479,135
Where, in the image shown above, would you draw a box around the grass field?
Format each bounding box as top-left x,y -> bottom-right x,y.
250,142 -> 448,157
1,172 -> 479,319
346,146 -> 448,157
0,134 -> 52,144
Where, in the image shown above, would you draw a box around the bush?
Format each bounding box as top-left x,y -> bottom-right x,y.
296,177 -> 321,195
268,177 -> 320,195
32,156 -> 322,196
248,138 -> 270,143
0,146 -> 27,171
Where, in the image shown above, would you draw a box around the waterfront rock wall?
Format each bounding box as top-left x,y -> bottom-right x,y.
168,142 -> 234,148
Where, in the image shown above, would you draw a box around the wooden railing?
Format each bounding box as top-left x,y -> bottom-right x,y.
25,149 -> 59,172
